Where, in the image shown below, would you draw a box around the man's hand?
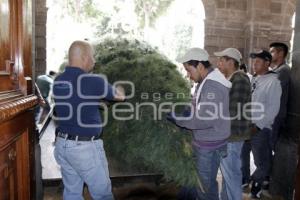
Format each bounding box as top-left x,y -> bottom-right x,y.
182,109 -> 191,117
166,112 -> 176,124
35,83 -> 48,107
114,85 -> 126,101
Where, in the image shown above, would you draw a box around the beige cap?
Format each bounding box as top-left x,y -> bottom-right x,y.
214,48 -> 242,64
176,48 -> 209,63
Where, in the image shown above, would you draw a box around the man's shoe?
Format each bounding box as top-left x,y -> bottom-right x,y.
262,180 -> 269,190
262,176 -> 270,190
250,182 -> 262,199
262,177 -> 271,198
242,178 -> 250,190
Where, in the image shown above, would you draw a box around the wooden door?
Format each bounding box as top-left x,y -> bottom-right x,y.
0,0 -> 17,91
0,0 -> 33,93
0,142 -> 18,200
0,0 -> 38,199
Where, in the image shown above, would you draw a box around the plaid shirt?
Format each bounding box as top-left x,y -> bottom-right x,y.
228,71 -> 252,141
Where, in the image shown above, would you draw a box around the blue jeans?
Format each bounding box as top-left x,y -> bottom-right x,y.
220,141 -> 244,200
251,128 -> 272,184
193,145 -> 227,200
54,137 -> 114,200
241,140 -> 251,183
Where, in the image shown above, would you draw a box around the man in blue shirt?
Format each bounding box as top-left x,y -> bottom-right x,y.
53,40 -> 125,200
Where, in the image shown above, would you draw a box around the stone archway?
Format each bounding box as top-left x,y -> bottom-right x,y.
201,0 -> 248,64
34,0 -> 297,73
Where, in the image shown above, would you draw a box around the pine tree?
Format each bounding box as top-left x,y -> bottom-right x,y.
93,38 -> 202,188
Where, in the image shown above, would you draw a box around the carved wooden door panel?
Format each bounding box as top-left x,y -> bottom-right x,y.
0,0 -> 17,91
0,0 -> 13,73
0,142 -> 18,200
21,0 -> 32,78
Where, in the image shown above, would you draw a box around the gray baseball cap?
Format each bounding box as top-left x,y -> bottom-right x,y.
176,48 -> 209,63
214,48 -> 242,64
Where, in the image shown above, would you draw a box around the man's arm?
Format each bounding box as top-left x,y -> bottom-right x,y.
256,79 -> 282,129
92,76 -> 125,102
229,76 -> 251,118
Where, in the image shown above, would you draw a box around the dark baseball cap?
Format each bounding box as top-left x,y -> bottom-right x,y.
250,50 -> 272,62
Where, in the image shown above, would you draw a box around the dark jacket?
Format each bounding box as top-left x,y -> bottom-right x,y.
272,63 -> 290,125
272,63 -> 291,140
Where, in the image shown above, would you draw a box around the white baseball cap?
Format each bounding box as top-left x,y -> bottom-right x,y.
176,48 -> 209,63
214,48 -> 242,64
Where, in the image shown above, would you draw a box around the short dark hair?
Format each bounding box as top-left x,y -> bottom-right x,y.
184,60 -> 211,69
49,71 -> 57,76
184,60 -> 200,68
200,61 -> 212,69
239,63 -> 248,73
269,42 -> 289,57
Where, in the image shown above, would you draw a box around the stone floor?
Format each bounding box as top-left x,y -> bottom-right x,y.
39,119 -> 257,179
40,119 -> 275,200
43,182 -> 274,200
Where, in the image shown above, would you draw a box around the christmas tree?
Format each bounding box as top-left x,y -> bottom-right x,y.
93,38 -> 201,188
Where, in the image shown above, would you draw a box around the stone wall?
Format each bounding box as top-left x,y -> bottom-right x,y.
35,0 -> 47,77
202,0 -> 296,66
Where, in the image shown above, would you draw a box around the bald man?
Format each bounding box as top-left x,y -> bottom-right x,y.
53,41 -> 124,200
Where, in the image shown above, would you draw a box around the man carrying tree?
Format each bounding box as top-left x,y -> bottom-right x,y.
53,40 -> 125,200
167,48 -> 232,199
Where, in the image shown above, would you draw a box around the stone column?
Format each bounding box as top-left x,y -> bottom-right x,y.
244,0 -> 271,61
35,0 -> 47,77
243,0 -> 295,67
292,0 -> 300,197
202,0 -> 295,68
203,0 -> 247,64
289,0 -> 300,120
33,1 -> 47,198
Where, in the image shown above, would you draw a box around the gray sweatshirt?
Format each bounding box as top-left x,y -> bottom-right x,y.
175,69 -> 232,148
251,72 -> 282,129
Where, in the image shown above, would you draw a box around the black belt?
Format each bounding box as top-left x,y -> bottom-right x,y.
256,126 -> 262,131
57,132 -> 100,141
251,124 -> 261,131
